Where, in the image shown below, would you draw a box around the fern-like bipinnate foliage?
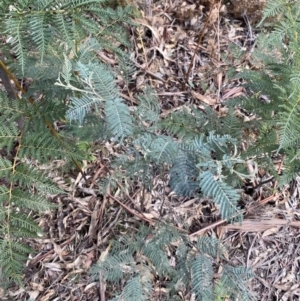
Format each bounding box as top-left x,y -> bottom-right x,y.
0,0 -> 135,286
0,0 -> 135,106
0,92 -> 76,286
90,225 -> 254,301
56,39 -> 135,142
169,132 -> 249,221
158,0 -> 300,190
2,0 -> 133,72
0,0 -> 255,294
56,47 -> 249,221
230,0 -> 300,186
86,4 -> 300,296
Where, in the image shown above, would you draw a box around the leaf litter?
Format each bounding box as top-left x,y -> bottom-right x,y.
5,0 -> 300,300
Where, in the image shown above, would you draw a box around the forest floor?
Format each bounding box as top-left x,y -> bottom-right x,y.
4,0 -> 300,300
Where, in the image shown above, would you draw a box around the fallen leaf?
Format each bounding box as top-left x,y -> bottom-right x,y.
83,250 -> 95,270
191,91 -> 217,105
64,256 -> 83,269
262,226 -> 280,237
39,290 -> 55,301
44,262 -> 63,272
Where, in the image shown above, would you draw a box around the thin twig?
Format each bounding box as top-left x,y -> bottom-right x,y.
108,193 -> 155,225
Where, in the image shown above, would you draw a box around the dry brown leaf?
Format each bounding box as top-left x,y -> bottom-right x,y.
44,262 -> 63,272
222,86 -> 244,100
0,288 -> 4,298
98,243 -> 111,263
274,282 -> 294,291
27,291 -> 40,301
136,74 -> 145,90
191,91 -> 217,105
262,226 -> 280,237
215,71 -> 223,91
142,212 -> 157,219
177,198 -> 198,208
64,255 -> 83,269
39,290 -> 56,301
209,4 -> 220,25
72,195 -> 94,207
83,250 -> 95,270
52,241 -> 66,261
88,199 -> 100,243
84,282 -> 98,292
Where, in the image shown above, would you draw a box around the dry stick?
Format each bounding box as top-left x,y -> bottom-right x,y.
183,0 -> 216,88
189,218 -> 228,237
108,188 -> 188,233
108,193 -> 155,225
189,193 -> 276,236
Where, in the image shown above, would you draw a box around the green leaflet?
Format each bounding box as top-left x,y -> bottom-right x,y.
0,90 -> 76,286
91,226 -> 254,301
